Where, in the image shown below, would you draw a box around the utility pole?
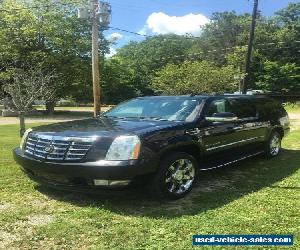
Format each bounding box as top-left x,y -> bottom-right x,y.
242,0 -> 258,94
78,1 -> 111,117
91,0 -> 101,117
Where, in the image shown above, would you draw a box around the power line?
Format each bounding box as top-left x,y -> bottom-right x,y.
153,44 -> 300,63
108,26 -> 300,47
109,26 -> 200,39
1,4 -> 299,53
108,26 -> 202,39
109,26 -> 152,38
108,26 -> 300,48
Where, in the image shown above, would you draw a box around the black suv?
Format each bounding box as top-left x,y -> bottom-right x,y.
14,95 -> 290,199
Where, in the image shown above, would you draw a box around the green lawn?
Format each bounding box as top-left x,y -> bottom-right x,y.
0,123 -> 299,249
284,103 -> 300,114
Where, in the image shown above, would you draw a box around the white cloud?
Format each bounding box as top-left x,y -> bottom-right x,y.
106,32 -> 123,42
143,12 -> 209,36
106,47 -> 117,58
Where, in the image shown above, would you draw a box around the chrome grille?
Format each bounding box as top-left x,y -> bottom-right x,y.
24,134 -> 95,161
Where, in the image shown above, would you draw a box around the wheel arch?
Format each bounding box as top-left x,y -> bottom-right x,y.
272,126 -> 284,138
158,143 -> 203,165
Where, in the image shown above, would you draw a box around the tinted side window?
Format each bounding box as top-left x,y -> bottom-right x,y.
254,98 -> 286,120
206,99 -> 231,116
229,98 -> 257,119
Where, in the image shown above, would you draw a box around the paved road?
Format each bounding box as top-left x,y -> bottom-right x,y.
0,117 -> 86,125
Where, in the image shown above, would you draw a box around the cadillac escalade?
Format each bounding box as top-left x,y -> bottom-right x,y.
13,95 -> 290,199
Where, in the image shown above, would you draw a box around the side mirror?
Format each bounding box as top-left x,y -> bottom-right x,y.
205,112 -> 238,122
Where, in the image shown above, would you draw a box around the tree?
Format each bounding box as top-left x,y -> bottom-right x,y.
189,11 -> 252,65
275,2 -> 300,24
1,1 -> 298,104
102,58 -> 136,104
4,65 -> 58,136
152,61 -> 237,95
255,60 -> 300,92
112,7 -> 298,95
114,35 -> 197,95
0,0 -> 110,107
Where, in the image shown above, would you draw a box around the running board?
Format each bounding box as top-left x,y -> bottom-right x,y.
199,151 -> 264,171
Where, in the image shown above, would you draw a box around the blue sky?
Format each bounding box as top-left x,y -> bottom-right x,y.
104,0 -> 298,54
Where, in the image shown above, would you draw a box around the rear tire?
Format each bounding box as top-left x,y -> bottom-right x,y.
149,152 -> 198,200
264,131 -> 282,158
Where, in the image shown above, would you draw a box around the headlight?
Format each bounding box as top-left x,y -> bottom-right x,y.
105,135 -> 141,161
20,128 -> 32,150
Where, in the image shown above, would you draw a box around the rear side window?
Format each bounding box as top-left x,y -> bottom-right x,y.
228,98 -> 257,119
206,99 -> 231,116
254,98 -> 286,120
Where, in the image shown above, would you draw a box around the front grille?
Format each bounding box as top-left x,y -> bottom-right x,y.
24,133 -> 95,161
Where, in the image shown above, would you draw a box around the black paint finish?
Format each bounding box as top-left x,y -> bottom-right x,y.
13,95 -> 290,190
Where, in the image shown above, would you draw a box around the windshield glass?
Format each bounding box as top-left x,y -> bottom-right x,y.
103,97 -> 202,121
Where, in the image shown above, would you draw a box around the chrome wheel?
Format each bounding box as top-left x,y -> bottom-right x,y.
270,134 -> 281,156
165,159 -> 195,195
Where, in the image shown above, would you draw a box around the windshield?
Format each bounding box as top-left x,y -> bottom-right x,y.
103,97 -> 202,122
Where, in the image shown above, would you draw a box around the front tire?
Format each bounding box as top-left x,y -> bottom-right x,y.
150,152 -> 198,200
265,131 -> 282,158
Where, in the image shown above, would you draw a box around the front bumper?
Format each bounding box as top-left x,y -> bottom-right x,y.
13,148 -> 157,191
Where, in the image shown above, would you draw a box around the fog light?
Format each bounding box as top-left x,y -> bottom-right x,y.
94,180 -> 109,186
94,179 -> 131,186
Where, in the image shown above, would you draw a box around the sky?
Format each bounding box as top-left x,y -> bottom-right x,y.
104,0 -> 298,56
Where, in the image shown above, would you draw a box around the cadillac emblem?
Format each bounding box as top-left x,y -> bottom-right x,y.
44,144 -> 54,153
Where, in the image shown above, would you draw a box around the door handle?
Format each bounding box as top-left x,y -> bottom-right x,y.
227,126 -> 243,131
233,126 -> 243,130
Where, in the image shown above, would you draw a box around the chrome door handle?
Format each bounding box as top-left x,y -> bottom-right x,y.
233,126 -> 243,130
227,126 -> 243,131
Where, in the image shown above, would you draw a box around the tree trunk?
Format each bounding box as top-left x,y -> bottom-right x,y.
45,101 -> 55,115
19,111 -> 25,137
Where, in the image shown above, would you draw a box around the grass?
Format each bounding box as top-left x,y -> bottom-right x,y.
284,103 -> 300,114
0,122 -> 299,249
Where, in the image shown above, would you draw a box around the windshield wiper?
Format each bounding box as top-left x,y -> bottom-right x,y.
138,116 -> 169,121
102,115 -> 169,121
101,115 -> 127,119
117,116 -> 169,121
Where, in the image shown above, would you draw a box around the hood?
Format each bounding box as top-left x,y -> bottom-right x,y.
31,117 -> 184,137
